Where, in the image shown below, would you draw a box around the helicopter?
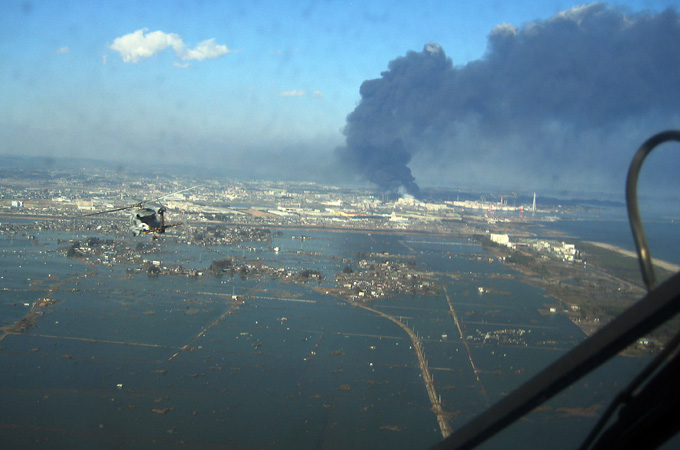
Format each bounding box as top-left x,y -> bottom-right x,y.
76,186 -> 199,237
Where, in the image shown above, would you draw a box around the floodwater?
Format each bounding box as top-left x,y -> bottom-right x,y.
0,224 -> 655,449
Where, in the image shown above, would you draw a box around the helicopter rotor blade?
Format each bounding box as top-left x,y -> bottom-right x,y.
150,185 -> 201,204
72,186 -> 199,219
73,202 -> 143,218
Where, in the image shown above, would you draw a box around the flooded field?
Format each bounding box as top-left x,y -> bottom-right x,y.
0,226 -> 651,449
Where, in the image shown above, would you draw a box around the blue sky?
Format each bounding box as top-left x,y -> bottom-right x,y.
2,1 -> 680,195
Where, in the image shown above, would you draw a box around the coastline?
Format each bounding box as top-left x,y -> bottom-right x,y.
586,241 -> 680,273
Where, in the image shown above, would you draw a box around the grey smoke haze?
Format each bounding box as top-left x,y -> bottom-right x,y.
336,4 -> 680,196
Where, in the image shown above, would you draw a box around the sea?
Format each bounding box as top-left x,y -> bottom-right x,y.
0,209 -> 678,449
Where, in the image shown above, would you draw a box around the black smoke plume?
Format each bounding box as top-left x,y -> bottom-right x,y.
336,4 -> 680,195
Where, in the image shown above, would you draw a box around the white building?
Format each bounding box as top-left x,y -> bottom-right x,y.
490,233 -> 514,248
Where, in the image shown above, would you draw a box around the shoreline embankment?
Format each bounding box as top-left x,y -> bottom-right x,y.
586,241 -> 680,273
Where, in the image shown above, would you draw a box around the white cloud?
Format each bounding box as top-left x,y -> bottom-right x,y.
312,91 -> 323,98
279,90 -> 306,97
109,29 -> 181,63
56,46 -> 69,54
109,29 -> 231,63
179,38 -> 230,61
